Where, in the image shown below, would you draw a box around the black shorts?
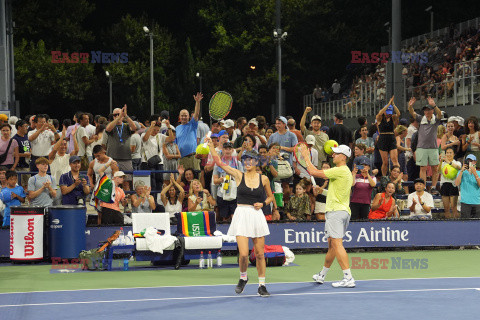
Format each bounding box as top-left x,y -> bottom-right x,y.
101,207 -> 124,225
377,134 -> 397,152
440,182 -> 459,197
216,197 -> 237,218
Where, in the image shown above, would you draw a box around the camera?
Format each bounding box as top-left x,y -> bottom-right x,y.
198,191 -> 204,199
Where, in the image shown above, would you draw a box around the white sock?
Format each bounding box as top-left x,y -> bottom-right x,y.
319,266 -> 330,278
240,272 -> 248,280
258,277 -> 265,286
343,268 -> 353,279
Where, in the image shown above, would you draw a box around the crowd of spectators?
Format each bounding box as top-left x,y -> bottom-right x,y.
312,25 -> 480,112
0,90 -> 479,227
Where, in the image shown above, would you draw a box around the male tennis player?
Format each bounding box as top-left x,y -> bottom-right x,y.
300,144 -> 355,287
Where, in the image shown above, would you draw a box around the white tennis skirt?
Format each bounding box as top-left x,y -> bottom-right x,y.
227,205 -> 270,238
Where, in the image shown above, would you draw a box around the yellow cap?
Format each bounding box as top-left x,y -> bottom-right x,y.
0,114 -> 8,121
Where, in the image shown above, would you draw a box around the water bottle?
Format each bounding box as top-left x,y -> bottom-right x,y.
216,250 -> 222,267
119,227 -> 124,246
199,251 -> 205,269
207,251 -> 213,269
123,258 -> 129,271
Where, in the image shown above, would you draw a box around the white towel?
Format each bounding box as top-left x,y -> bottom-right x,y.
282,246 -> 295,266
214,230 -> 236,243
144,227 -> 176,254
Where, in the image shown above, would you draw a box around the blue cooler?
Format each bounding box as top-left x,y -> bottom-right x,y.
48,206 -> 86,259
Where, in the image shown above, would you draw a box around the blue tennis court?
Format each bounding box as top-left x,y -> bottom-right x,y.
2,277 -> 479,319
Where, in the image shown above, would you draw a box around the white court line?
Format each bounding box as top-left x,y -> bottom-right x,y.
0,276 -> 479,295
0,287 -> 477,308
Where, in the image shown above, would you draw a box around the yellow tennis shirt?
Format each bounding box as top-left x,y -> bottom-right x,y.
324,165 -> 353,214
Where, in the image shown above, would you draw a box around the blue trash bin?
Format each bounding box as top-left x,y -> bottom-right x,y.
48,205 -> 86,259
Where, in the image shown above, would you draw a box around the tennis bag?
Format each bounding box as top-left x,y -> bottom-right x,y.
249,245 -> 286,266
275,158 -> 293,180
79,248 -> 105,270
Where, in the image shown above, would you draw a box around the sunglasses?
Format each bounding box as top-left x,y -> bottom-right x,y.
113,113 -> 120,117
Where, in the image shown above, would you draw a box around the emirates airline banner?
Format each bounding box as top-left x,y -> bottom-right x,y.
217,220 -> 480,249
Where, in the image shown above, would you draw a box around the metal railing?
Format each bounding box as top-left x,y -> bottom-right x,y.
404,59 -> 480,109
304,58 -> 480,121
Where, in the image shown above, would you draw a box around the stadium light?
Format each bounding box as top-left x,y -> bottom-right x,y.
196,72 -> 202,116
144,26 -> 154,115
425,6 -> 433,38
105,71 -> 112,114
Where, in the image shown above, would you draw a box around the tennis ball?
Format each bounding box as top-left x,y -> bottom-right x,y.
442,164 -> 458,180
196,144 -> 210,155
324,140 -> 339,155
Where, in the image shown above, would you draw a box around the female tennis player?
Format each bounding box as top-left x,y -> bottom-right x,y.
206,137 -> 274,297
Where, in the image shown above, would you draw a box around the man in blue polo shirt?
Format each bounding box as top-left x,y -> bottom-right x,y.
176,92 -> 203,170
59,155 -> 90,205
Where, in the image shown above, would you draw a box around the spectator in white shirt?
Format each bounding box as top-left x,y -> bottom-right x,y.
28,114 -> 60,172
407,178 -> 434,219
140,121 -> 174,191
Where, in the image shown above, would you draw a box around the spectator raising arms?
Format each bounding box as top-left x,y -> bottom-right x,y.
408,96 -> 442,195
159,174 -> 185,218
376,96 -> 400,176
176,93 -> 203,171
105,105 -> 137,190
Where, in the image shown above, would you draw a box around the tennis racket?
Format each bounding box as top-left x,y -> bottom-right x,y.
209,91 -> 233,121
293,142 -> 312,175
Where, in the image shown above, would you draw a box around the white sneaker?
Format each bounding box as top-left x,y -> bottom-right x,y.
332,278 -> 355,288
312,273 -> 325,284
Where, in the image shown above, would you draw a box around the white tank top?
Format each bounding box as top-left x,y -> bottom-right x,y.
93,157 -> 113,181
50,153 -> 71,183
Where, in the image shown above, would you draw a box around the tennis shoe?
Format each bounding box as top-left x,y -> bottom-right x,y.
312,273 -> 325,284
235,278 -> 248,294
332,277 -> 355,288
257,285 -> 270,297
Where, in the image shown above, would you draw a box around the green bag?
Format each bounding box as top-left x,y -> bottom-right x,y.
79,249 -> 105,270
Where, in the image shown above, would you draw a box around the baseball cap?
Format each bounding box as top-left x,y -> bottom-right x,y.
0,114 -> 8,121
248,118 -> 258,126
276,116 -> 288,125
386,105 -> 394,115
217,129 -> 228,137
305,135 -> 315,145
414,178 -> 425,185
114,171 -> 126,178
399,118 -> 408,126
441,111 -> 449,122
241,150 -> 259,161
311,115 -> 322,122
69,155 -> 81,163
160,110 -> 169,119
320,126 -> 329,132
334,113 -> 345,120
331,145 -> 351,158
211,132 -> 220,138
223,119 -> 234,128
466,154 -> 477,161
354,156 -> 371,167
422,105 -> 434,110
223,141 -> 234,149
